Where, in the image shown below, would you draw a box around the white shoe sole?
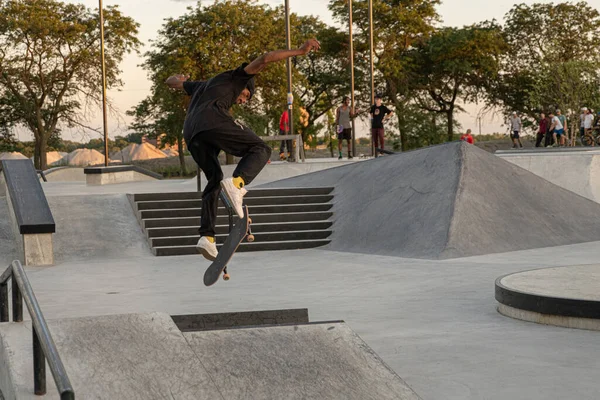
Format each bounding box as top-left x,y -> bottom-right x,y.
220,179 -> 244,218
197,245 -> 217,261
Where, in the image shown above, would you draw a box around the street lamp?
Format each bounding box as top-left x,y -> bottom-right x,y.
284,0 -> 294,160
99,0 -> 109,167
348,0 -> 356,157
368,0 -> 375,157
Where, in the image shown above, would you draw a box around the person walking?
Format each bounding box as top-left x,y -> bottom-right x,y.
536,113 -> 548,148
548,111 -> 564,148
165,38 -> 321,261
509,112 -> 523,148
556,109 -> 567,146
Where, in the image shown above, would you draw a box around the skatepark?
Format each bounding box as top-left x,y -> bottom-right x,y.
1,142 -> 600,399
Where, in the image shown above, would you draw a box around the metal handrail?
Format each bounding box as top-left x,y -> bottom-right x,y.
0,260 -> 74,399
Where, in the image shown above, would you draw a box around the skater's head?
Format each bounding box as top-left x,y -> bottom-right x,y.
236,88 -> 251,104
235,77 -> 256,105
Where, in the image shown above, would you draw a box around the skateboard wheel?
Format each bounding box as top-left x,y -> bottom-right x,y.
247,234 -> 255,242
223,273 -> 230,281
248,218 -> 253,224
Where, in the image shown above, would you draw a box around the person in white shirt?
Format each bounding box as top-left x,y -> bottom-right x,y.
509,112 -> 523,148
548,111 -> 564,147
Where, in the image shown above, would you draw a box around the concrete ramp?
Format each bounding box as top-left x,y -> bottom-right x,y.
47,194 -> 149,263
261,142 -> 600,259
496,150 -> 600,202
0,312 -> 221,399
184,322 -> 420,400
0,313 -> 420,399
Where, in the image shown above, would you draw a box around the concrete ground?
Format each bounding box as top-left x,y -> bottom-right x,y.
7,241 -> 600,400
2,155 -> 600,399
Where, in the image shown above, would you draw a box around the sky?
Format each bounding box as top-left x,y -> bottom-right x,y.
16,0 -> 600,142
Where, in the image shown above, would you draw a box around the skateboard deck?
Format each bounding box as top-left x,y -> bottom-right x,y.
203,205 -> 251,286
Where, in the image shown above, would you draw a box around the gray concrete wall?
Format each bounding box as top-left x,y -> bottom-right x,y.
47,194 -> 149,263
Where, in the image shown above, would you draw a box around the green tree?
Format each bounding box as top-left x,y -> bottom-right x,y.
0,0 -> 140,169
329,0 -> 440,151
412,23 -> 506,141
488,2 -> 600,124
136,0 -> 346,169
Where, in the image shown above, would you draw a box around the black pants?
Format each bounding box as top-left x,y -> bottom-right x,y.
535,133 -> 544,147
279,129 -> 292,155
186,121 -> 272,237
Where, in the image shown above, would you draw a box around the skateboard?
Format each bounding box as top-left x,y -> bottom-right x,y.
203,204 -> 254,286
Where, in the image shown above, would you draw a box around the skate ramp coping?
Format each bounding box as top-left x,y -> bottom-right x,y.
0,312 -> 421,399
84,165 -> 162,185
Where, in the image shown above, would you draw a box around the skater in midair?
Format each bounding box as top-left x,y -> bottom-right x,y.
165,38 -> 321,261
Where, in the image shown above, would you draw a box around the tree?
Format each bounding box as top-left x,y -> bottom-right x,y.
487,2 -> 600,125
412,23 -> 506,141
329,0 -> 440,151
136,0 -> 347,170
528,61 -> 600,144
0,0 -> 140,169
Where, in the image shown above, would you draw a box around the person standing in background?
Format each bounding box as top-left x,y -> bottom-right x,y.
370,95 -> 393,156
278,109 -> 292,161
460,129 -> 474,144
335,97 -> 356,160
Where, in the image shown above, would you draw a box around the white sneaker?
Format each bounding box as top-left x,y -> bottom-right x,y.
220,178 -> 246,218
196,236 -> 218,261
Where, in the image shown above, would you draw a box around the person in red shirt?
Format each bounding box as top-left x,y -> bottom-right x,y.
278,109 -> 293,161
460,129 -> 474,144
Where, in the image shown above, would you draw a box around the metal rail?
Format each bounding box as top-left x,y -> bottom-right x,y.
0,260 -> 74,399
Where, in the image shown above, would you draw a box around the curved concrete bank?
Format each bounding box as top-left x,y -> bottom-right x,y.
495,265 -> 600,331
496,149 -> 600,202
42,167 -> 85,182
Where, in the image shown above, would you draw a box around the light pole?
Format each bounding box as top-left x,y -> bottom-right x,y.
99,0 -> 109,167
284,0 -> 295,160
368,0 -> 375,157
348,0 -> 356,157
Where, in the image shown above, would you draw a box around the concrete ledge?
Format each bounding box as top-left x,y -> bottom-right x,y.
497,304 -> 600,332
495,265 -> 600,331
84,165 -> 162,186
1,160 -> 55,266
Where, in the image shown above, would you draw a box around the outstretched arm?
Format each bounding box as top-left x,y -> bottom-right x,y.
244,39 -> 321,75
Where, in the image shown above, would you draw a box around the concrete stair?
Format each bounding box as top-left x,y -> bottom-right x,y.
130,187 -> 334,256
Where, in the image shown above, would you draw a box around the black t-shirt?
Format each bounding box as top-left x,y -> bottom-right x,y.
182,63 -> 256,142
370,105 -> 392,128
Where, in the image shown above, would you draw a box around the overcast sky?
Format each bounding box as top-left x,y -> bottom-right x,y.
26,0 -> 597,142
